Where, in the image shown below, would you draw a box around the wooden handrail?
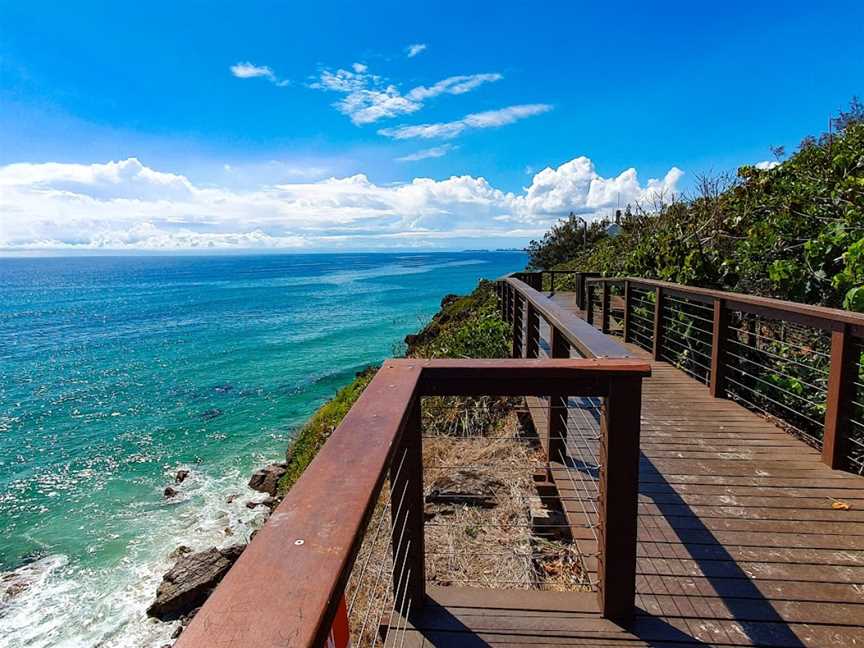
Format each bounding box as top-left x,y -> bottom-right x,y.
504,277 -> 630,359
586,275 -> 864,335
177,358 -> 650,647
174,362 -> 423,648
548,273 -> 864,474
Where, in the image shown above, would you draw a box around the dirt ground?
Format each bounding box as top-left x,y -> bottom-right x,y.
345,399 -> 589,646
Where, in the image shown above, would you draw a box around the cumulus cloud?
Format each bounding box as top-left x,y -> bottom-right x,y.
379,104 -> 553,140
511,157 -> 683,217
0,156 -> 683,250
406,43 -> 427,58
230,62 -> 289,87
396,144 -> 457,162
310,64 -> 502,125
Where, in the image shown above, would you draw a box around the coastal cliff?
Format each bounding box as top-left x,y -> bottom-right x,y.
147,278 -> 512,632
276,278 -> 507,496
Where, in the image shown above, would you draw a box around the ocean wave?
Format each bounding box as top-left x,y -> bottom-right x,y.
0,467 -> 270,648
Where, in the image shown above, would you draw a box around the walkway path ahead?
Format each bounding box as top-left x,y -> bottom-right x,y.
398,291 -> 864,647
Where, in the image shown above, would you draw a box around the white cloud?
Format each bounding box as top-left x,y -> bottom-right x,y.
0,156 -> 683,250
310,65 -> 502,125
511,157 -> 683,217
406,43 -> 427,58
230,62 -> 289,87
755,160 -> 780,170
396,144 -> 457,162
379,104 -> 553,140
405,74 -> 503,101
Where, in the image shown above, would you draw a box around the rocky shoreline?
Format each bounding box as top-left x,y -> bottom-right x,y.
146,284 -> 504,642
146,462 -> 288,642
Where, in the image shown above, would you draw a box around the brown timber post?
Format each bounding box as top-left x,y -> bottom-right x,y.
597,376 -> 642,625
390,397 -> 425,606
503,283 -> 510,322
511,292 -> 524,358
574,274 -> 582,309
823,323 -> 856,469
549,272 -> 555,295
547,327 -> 569,462
623,280 -> 632,343
526,303 -> 540,358
586,284 -> 595,326
601,281 -> 611,334
652,287 -> 664,361
709,298 -> 729,398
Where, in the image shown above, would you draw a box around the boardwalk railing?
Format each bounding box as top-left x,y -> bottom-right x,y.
175,358 -> 650,647
508,272 -> 864,475
497,275 -> 653,623
512,270 -> 599,309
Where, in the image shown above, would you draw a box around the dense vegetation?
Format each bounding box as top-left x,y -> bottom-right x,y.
404,279 -> 509,358
525,214 -> 610,271
277,280 -> 508,495
532,100 -> 864,311
522,101 -> 864,471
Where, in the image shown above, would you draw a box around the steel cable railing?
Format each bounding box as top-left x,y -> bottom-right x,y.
499,280 -> 645,622
548,273 -> 864,474
722,313 -> 830,448
658,294 -> 714,385
627,286 -> 656,353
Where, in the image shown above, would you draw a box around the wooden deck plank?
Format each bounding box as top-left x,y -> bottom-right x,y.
412,291 -> 864,647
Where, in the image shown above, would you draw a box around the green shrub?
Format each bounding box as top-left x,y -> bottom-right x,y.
277,367 -> 376,495
406,280 -> 509,359
542,100 -> 864,311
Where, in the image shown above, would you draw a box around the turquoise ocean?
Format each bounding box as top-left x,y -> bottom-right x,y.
0,251 -> 526,647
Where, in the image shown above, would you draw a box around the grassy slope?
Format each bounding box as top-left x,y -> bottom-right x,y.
277,279 -> 506,495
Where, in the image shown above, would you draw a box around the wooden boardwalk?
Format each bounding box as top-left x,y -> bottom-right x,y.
396,292 -> 864,647
177,277 -> 864,648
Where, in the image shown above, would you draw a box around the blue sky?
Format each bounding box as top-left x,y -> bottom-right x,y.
0,1 -> 862,251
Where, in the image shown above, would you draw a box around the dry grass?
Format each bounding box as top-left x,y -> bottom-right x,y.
344,398 -> 589,646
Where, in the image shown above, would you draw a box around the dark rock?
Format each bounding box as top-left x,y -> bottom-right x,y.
200,408 -> 223,421
183,606 -> 201,624
245,496 -> 278,510
248,463 -> 288,496
1,575 -> 29,602
1,555 -> 66,604
175,470 -> 190,484
164,486 -> 178,499
146,545 -> 246,620
168,545 -> 192,560
426,469 -> 504,508
440,293 -> 460,309
219,544 -> 245,561
226,494 -> 239,504
174,605 -> 201,637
